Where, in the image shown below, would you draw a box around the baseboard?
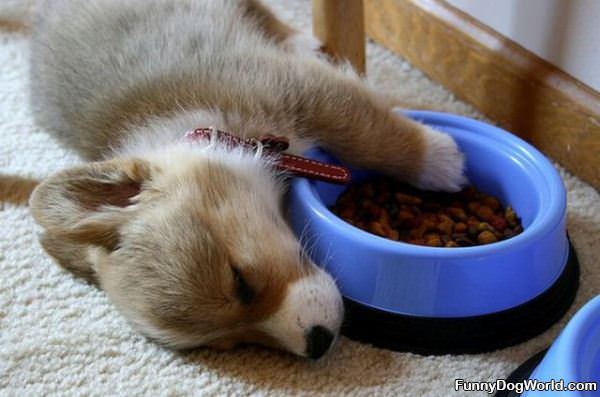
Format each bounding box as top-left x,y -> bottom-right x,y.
365,0 -> 600,189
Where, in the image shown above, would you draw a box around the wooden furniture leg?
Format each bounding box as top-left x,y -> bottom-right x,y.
312,0 -> 366,74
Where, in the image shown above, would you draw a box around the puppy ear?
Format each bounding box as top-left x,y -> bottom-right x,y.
30,158 -> 153,249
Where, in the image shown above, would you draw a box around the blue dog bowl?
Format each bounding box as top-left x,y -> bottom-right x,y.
497,296 -> 600,396
288,110 -> 579,354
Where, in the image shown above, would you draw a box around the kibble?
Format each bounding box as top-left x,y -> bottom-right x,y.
330,177 -> 524,247
477,230 -> 498,245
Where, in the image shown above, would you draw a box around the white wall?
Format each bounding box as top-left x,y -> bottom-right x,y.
446,0 -> 600,92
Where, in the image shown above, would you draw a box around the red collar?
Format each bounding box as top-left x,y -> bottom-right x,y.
185,128 -> 351,185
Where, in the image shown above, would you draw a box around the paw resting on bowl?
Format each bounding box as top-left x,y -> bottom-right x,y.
413,125 -> 467,192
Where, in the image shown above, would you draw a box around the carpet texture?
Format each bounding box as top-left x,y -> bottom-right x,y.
1,1 -> 599,396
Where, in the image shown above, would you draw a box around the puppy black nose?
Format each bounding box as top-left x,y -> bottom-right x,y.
305,325 -> 335,359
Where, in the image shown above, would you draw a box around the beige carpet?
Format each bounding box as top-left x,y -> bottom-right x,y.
1,1 -> 599,396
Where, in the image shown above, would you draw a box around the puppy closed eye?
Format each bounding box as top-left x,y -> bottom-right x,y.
232,266 -> 255,304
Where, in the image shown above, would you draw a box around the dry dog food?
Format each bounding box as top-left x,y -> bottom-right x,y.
330,177 -> 523,247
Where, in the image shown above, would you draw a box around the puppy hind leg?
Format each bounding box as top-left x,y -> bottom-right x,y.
0,174 -> 39,206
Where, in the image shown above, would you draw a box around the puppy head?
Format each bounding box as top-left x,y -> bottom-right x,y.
30,145 -> 343,359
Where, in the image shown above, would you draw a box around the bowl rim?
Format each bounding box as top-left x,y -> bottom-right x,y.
531,295 -> 600,384
292,110 -> 567,259
561,295 -> 600,383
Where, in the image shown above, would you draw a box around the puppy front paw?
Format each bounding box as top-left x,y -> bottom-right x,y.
413,126 -> 467,192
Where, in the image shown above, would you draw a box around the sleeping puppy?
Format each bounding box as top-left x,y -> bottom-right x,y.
26,0 -> 466,359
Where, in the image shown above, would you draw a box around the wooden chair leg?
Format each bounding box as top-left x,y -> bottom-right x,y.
312,0 -> 366,74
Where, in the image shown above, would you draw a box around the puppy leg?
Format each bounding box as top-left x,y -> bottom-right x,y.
240,0 -> 324,58
314,108 -> 466,192
0,174 -> 39,206
278,65 -> 467,191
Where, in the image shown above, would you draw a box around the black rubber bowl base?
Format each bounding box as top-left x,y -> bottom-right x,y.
341,241 -> 579,355
494,349 -> 548,397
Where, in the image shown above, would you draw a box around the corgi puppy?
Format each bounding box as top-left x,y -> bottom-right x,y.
24,0 -> 466,359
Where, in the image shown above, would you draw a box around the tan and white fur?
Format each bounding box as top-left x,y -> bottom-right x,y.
10,0 -> 466,359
